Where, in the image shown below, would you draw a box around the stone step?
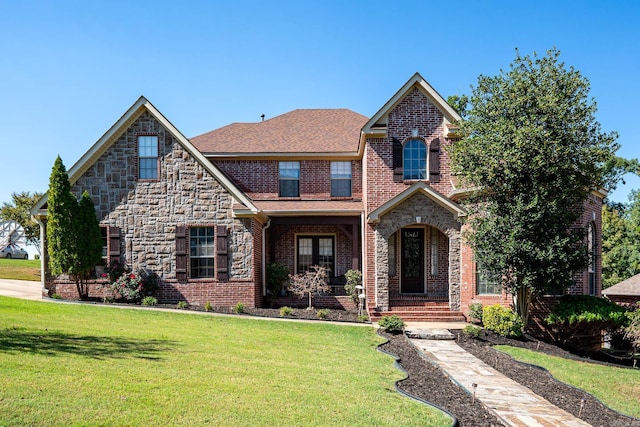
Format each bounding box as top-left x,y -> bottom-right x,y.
404,328 -> 456,340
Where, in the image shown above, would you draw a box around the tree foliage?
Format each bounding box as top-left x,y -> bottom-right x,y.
448,48 -> 620,326
602,192 -> 640,288
46,157 -> 103,299
47,156 -> 78,276
0,191 -> 44,251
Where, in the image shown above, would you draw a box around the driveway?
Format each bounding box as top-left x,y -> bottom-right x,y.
0,279 -> 42,300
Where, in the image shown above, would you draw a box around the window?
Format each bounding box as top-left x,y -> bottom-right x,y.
331,161 -> 352,197
588,222 -> 596,296
403,139 -> 427,180
138,135 -> 158,179
190,227 -> 215,278
476,262 -> 501,295
388,233 -> 397,276
430,227 -> 439,276
279,161 -> 300,197
100,227 -> 108,265
297,236 -> 334,275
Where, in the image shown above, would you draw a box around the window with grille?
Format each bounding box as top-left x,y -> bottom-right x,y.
138,135 -> 158,179
403,139 -> 427,180
190,227 -> 215,278
297,236 -> 334,276
331,161 -> 352,197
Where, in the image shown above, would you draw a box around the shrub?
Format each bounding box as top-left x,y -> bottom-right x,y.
141,296 -> 157,306
482,304 -> 523,337
204,301 -> 213,312
378,315 -> 405,333
233,302 -> 246,314
623,303 -> 640,354
344,269 -> 363,305
51,293 -> 61,299
266,262 -> 289,297
279,306 -> 293,317
468,302 -> 483,323
357,315 -> 369,323
316,309 -> 329,319
100,267 -> 159,303
545,295 -> 629,349
176,301 -> 189,309
463,325 -> 483,339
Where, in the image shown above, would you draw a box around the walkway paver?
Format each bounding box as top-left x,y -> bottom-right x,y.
409,335 -> 591,427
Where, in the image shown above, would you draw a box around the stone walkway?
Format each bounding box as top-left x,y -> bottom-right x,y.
406,328 -> 591,427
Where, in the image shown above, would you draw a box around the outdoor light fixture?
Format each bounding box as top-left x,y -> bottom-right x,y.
412,128 -> 419,137
416,216 -> 422,223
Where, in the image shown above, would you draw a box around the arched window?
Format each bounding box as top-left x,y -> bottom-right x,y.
587,222 -> 596,295
403,139 -> 427,180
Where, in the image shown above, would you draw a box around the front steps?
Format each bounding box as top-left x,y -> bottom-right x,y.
369,301 -> 466,323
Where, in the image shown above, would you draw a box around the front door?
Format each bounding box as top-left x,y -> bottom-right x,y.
401,228 -> 424,293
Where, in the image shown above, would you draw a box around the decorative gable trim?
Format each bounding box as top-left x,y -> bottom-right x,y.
361,72 -> 462,136
31,97 -> 260,219
367,181 -> 466,223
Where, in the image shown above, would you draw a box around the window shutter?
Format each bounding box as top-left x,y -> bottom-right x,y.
108,226 -> 121,265
392,138 -> 403,182
216,225 -> 228,281
175,226 -> 187,282
429,138 -> 441,182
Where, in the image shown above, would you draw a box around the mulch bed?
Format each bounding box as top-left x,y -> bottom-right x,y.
381,329 -> 640,427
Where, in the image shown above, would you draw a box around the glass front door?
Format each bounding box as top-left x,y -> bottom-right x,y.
401,228 -> 425,293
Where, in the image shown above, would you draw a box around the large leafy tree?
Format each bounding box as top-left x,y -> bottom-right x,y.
0,191 -> 44,251
448,48 -> 620,326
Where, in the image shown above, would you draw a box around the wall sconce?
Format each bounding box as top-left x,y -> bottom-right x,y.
412,128 -> 419,137
416,216 -> 422,223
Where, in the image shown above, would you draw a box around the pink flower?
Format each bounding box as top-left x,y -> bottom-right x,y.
129,274 -> 136,279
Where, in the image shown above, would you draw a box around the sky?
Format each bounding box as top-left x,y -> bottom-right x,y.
1,0 -> 639,208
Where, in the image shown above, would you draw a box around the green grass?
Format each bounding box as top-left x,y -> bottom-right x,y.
0,258 -> 40,281
0,297 -> 451,426
495,345 -> 640,418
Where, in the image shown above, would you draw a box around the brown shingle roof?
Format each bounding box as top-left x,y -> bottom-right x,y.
253,200 -> 363,215
190,109 -> 368,154
602,274 -> 640,297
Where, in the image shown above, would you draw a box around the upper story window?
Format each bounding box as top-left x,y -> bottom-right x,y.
279,161 -> 300,197
403,139 -> 427,180
331,161 -> 352,197
138,135 -> 158,180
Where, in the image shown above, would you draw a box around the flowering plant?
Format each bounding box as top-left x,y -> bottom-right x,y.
99,265 -> 158,302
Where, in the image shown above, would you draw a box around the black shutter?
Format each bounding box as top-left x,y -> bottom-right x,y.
175,226 -> 187,282
429,138 -> 441,183
109,226 -> 121,265
392,138 -> 403,182
216,225 -> 228,281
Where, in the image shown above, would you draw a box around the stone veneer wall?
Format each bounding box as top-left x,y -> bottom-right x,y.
49,111 -> 258,307
371,193 -> 462,311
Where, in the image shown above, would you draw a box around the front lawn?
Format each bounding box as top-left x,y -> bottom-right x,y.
496,345 -> 640,418
0,258 -> 40,281
0,297 -> 451,426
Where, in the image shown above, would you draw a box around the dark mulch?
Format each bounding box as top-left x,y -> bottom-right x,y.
381,329 -> 640,427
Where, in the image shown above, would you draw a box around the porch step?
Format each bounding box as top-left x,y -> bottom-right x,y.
369,309 -> 466,323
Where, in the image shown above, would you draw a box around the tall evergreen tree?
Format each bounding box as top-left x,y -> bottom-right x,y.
73,191 -> 103,298
448,49 -> 620,326
46,156 -> 78,277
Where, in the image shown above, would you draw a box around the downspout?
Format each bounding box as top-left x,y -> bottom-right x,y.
361,211 -> 369,310
261,219 -> 272,296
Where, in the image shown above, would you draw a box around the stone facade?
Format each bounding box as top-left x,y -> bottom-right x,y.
50,111 -> 259,306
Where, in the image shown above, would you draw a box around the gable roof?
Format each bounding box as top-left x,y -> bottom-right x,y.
602,274 -> 640,297
31,96 -> 260,219
362,72 -> 462,135
190,109 -> 368,157
367,181 -> 466,223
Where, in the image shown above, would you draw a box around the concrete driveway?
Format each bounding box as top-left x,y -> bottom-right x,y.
0,279 -> 42,300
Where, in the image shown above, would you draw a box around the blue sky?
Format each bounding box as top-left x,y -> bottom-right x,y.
1,0 -> 638,207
